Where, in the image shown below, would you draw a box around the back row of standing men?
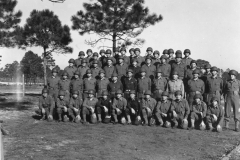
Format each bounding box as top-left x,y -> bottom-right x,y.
43,47 -> 240,131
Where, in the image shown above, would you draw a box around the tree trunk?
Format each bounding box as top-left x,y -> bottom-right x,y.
112,32 -> 117,57
43,48 -> 47,86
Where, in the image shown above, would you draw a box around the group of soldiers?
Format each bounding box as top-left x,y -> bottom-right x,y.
38,47 -> 240,132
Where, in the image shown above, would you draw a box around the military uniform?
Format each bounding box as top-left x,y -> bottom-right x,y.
155,98 -> 172,126
47,76 -> 60,101
82,96 -> 98,122
39,95 -> 55,118
135,56 -> 145,66
122,77 -> 137,99
64,66 -> 77,79
167,79 -> 185,100
56,97 -> 69,121
96,97 -> 112,117
141,94 -> 157,125
206,101 -> 224,129
96,78 -> 109,97
58,79 -> 71,101
137,76 -> 151,99
68,96 -> 83,121
141,64 -> 156,80
108,80 -> 123,99
83,77 -> 96,99
77,66 -> 89,79
128,65 -> 141,79
115,63 -> 128,80
190,99 -> 207,128
103,65 -> 115,79
152,77 -> 167,100
91,67 -> 103,80
171,62 -> 187,79
112,96 -> 127,123
70,78 -> 83,99
125,97 -> 141,123
157,63 -> 171,79
205,76 -> 223,105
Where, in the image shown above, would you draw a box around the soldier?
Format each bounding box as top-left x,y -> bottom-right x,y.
108,73 -> 123,99
162,49 -> 170,63
122,69 -> 137,99
167,48 -> 175,65
185,60 -> 198,82
141,55 -> 156,80
125,90 -> 142,125
170,90 -> 190,129
89,52 -> 102,68
64,58 -> 77,79
38,88 -> 55,121
85,49 -> 93,64
152,69 -> 168,100
182,49 -> 193,68
68,90 -> 83,123
206,97 -> 224,132
96,70 -> 109,98
82,90 -> 98,124
157,55 -> 171,79
167,71 -> 185,100
129,48 -> 136,64
96,91 -> 112,123
112,90 -> 127,124
128,58 -> 141,79
189,94 -> 207,130
146,47 -> 153,57
70,71 -> 83,99
223,70 -> 240,131
186,69 -> 205,110
201,64 -> 212,82
137,68 -> 151,99
152,50 -> 161,67
171,50 -> 187,80
115,55 -> 128,81
103,58 -> 115,79
47,68 -> 60,101
135,48 -> 145,66
91,59 -> 103,79
56,90 -> 70,122
120,47 -> 130,65
155,91 -> 172,127
77,59 -> 89,79
83,69 -> 96,99
75,51 -> 85,68
141,90 -> 157,126
99,49 -> 106,67
205,66 -> 223,105
58,72 -> 71,101
103,49 -> 116,67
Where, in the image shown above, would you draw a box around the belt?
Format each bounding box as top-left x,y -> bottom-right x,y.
125,90 -> 131,92
208,91 -> 220,94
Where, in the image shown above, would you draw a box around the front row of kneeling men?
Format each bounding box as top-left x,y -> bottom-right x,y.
38,88 -> 223,132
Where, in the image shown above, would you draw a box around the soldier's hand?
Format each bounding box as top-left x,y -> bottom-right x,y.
48,115 -> 53,120
146,107 -> 151,114
137,116 -> 141,121
64,106 -> 68,113
196,91 -> 201,94
42,108 -> 46,114
217,125 -> 222,131
200,112 -> 203,117
183,118 -> 187,123
162,113 -> 167,117
103,106 -> 108,113
74,108 -> 79,113
212,114 -> 217,122
116,108 -> 121,113
89,107 -> 94,113
173,111 -> 177,118
131,108 -> 136,114
76,115 -> 81,120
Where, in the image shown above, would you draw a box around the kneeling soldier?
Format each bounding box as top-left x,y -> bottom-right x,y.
82,90 -> 98,124
38,88 -> 55,121
96,91 -> 112,123
125,90 -> 141,125
206,97 -> 224,132
189,94 -> 207,130
170,90 -> 190,129
141,90 -> 157,126
112,90 -> 127,124
56,90 -> 70,122
155,91 -> 172,127
68,90 -> 83,123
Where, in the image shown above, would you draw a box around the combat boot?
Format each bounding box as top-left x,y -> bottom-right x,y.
223,121 -> 229,130
208,123 -> 213,131
235,121 -> 239,132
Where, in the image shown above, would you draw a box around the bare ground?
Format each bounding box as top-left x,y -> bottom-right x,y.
0,93 -> 240,160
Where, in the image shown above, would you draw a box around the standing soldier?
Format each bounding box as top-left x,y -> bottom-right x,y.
108,73 -> 123,99
38,88 -> 55,121
141,55 -> 156,80
201,64 -> 212,82
189,94 -> 207,130
64,58 -> 77,80
75,51 -> 85,68
77,59 -> 89,79
99,49 -> 106,68
115,56 -> 128,82
82,90 -> 98,124
205,66 -> 223,105
157,55 -> 171,79
170,90 -> 190,129
70,71 -> 83,99
186,69 -> 205,110
135,48 -> 145,66
152,69 -> 168,100
112,90 -> 128,124
171,50 -> 187,80
122,69 -> 137,99
141,90 -> 157,126
223,70 -> 240,131
68,90 -> 83,123
129,48 -> 136,64
96,70 -> 109,98
206,97 -> 224,132
47,68 -> 60,101
85,49 -> 93,64
128,58 -> 141,79
89,52 -> 102,68
185,60 -> 198,82
102,49 -> 116,67
162,49 -> 170,63
182,49 -> 193,68
152,50 -> 161,67
83,69 -> 96,99
56,90 -> 70,122
168,48 -> 175,65
58,72 -> 71,101
137,68 -> 152,99
167,71 -> 185,100
96,91 -> 112,123
125,90 -> 142,125
146,47 -> 153,57
103,58 -> 115,79
155,91 -> 172,128
120,48 -> 130,65
91,59 -> 103,80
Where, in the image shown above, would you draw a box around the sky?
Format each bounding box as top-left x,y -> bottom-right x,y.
0,0 -> 240,71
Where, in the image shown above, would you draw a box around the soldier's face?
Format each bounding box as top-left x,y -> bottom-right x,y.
201,69 -> 206,74
93,56 -> 98,60
130,51 -> 135,56
112,77 -> 118,81
73,94 -> 78,98
211,71 -> 217,76
80,55 -> 84,58
130,94 -> 135,99
185,53 -> 190,57
145,95 -> 150,99
195,98 -> 200,103
93,63 -> 98,67
169,53 -> 173,57
63,76 -> 67,79
157,73 -> 162,77
230,75 -> 236,80
173,75 -> 178,80
206,69 -> 211,73
106,53 -> 110,57
100,73 -> 105,78
141,72 -> 146,77
100,53 -> 105,57
146,59 -> 151,64
42,93 -> 48,98
74,75 -> 79,79
127,72 -> 133,77
103,95 -> 107,99
161,59 -> 166,63
116,94 -> 122,99
193,74 -> 199,79
82,62 -> 86,66
87,52 -> 93,56
107,60 -> 112,65
162,96 -> 168,101
119,59 -> 123,63
121,51 -> 126,55
132,61 -> 137,66
154,54 -> 159,58
135,51 -> 140,56
69,63 -> 74,67
176,94 -> 182,100
212,100 -> 218,106
53,72 -> 57,76
191,63 -> 196,68
88,94 -> 94,98
176,58 -> 182,63
60,95 -> 64,100
87,73 -> 92,77
164,54 -> 169,58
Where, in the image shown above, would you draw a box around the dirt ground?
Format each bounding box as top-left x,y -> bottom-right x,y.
0,92 -> 240,160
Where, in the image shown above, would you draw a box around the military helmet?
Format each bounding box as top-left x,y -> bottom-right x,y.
168,49 -> 174,54
102,91 -> 108,96
134,48 -> 140,52
81,59 -> 87,63
146,47 -> 153,52
163,49 -> 168,55
153,50 -> 160,55
192,69 -> 200,75
86,69 -> 92,74
156,69 -> 162,73
99,70 -> 105,74
120,48 -> 126,52
99,49 -> 106,54
162,91 -> 169,97
93,60 -> 98,64
86,49 -> 92,53
184,49 -> 191,55
68,58 -> 75,63
62,72 -> 68,77
74,71 -> 80,76
72,90 -> 79,95
112,72 -> 118,77
78,51 -> 85,56
194,94 -> 202,100
130,90 -> 136,95
106,49 -> 112,54
144,90 -> 151,95
59,90 -> 65,96
190,60 -> 197,65
205,64 -> 211,69
132,58 -> 138,63
93,52 -> 99,57
127,69 -> 133,73
160,55 -> 168,60
175,50 -> 182,58
171,71 -> 178,75
140,68 -> 146,73
116,89 -> 123,95
211,66 -> 218,72
118,56 -> 124,60
229,70 -> 238,76
145,55 -> 152,61
52,68 -> 58,73
129,48 -> 135,52
175,90 -> 182,96
88,89 -> 95,95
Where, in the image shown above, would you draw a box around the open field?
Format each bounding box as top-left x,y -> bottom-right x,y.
0,86 -> 240,160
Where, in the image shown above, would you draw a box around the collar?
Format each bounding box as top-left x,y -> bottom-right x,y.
100,77 -> 105,80
89,98 -> 93,101
113,80 -> 117,83
147,64 -> 151,67
128,77 -> 132,80
87,77 -> 92,80
193,78 -> 199,81
52,76 -> 56,78
176,99 -> 182,102
119,63 -> 124,66
157,77 -> 162,80
141,76 -> 145,79
213,104 -> 218,108
162,100 -> 168,103
212,76 -> 217,79
108,65 -> 112,67
118,97 -> 123,101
